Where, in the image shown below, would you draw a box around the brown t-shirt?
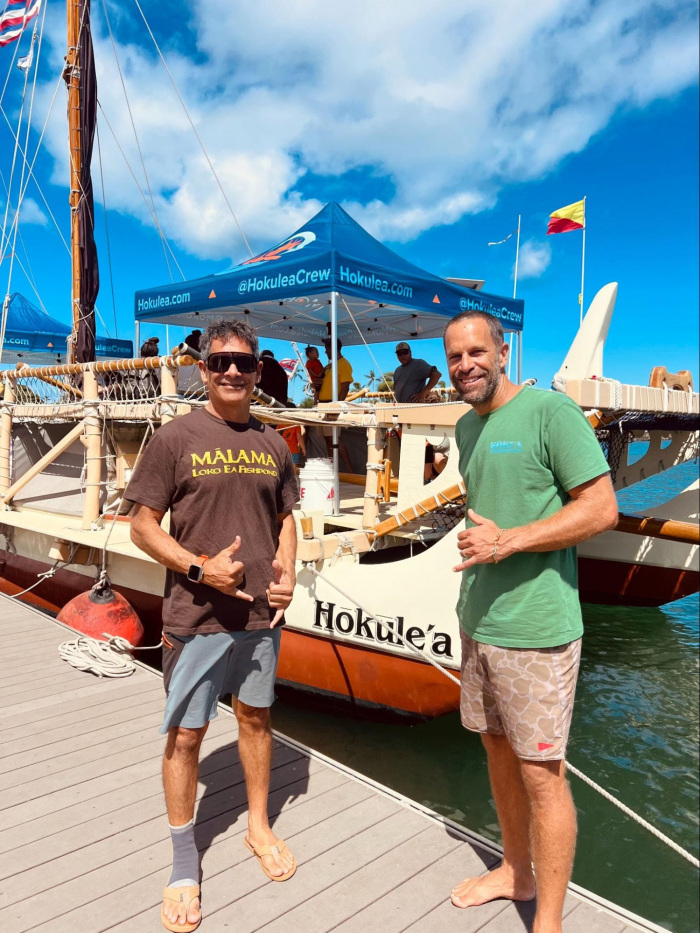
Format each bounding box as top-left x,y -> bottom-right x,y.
126,408 -> 299,634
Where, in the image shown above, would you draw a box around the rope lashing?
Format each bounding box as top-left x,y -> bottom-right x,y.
5,545 -> 78,598
305,563 -> 700,870
7,561 -> 62,598
328,533 -> 357,567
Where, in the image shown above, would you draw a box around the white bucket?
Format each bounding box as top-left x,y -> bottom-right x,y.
299,458 -> 335,513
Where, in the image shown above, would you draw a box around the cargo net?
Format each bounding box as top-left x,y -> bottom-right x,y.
596,411 -> 700,483
6,365 -> 165,421
99,360 -> 208,405
175,362 -> 207,401
5,358 -> 210,421
97,366 -> 163,403
429,500 -> 466,533
7,372 -> 82,421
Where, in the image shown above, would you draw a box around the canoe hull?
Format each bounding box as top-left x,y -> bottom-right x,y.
1,546 -> 696,719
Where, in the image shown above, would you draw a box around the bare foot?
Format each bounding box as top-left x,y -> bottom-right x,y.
162,885 -> 200,929
451,864 -> 535,908
245,827 -> 296,878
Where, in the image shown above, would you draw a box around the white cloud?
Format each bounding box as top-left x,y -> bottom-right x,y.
17,197 -> 48,227
33,0 -> 699,262
517,240 -> 552,280
0,198 -> 48,253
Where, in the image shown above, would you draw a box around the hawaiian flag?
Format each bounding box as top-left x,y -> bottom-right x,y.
0,0 -> 41,48
279,358 -> 298,380
547,199 -> 585,235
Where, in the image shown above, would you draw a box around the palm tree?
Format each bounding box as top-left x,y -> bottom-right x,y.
364,369 -> 376,390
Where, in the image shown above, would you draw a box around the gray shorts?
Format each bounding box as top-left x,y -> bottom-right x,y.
160,628 -> 281,734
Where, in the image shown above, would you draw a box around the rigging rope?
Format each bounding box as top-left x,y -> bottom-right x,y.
0,19 -> 39,365
0,36 -> 33,274
95,121 -> 118,337
0,69 -> 71,257
305,563 -> 700,870
0,22 -> 22,110
2,2 -> 48,297
96,102 -> 186,280
129,0 -> 254,258
340,294 -> 398,402
99,0 -> 178,284
0,220 -> 46,311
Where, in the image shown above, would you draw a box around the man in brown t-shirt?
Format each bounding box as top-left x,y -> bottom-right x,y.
128,320 -> 299,932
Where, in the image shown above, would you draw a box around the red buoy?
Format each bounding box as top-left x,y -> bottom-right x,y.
57,579 -> 144,648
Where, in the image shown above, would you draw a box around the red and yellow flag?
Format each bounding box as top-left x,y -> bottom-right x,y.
547,199 -> 585,235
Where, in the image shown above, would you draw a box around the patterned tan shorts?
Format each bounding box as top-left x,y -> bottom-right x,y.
459,632 -> 582,761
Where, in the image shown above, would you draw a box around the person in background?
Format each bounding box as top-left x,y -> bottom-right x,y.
424,434 -> 450,482
139,337 -> 161,395
184,330 -> 202,353
317,337 -> 353,471
393,341 -> 441,403
317,338 -> 352,404
305,346 -> 324,399
140,336 -> 160,358
279,403 -> 306,467
259,350 -> 289,405
179,330 -> 205,398
444,309 -> 618,933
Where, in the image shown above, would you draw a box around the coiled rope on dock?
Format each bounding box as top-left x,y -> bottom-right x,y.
58,632 -> 163,677
305,563 -> 700,870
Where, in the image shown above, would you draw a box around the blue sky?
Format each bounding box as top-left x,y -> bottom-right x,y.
0,0 -> 697,397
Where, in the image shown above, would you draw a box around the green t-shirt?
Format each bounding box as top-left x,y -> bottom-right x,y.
455,387 -> 610,648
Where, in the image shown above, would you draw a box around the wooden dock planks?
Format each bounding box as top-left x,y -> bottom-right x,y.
0,594 -> 666,933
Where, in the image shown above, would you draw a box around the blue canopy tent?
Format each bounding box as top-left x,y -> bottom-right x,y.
134,202 -> 525,512
0,293 -> 133,366
134,201 -> 524,353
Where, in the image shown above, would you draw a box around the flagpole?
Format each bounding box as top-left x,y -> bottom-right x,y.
513,214 -> 521,300
509,214 -> 521,380
330,289 -> 340,516
579,196 -> 586,325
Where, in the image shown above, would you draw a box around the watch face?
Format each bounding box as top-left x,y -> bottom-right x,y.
187,563 -> 203,583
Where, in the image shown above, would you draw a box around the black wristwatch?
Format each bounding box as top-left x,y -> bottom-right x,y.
186,555 -> 209,583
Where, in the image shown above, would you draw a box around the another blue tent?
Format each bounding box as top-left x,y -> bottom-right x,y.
134,202 -> 524,345
1,293 -> 133,364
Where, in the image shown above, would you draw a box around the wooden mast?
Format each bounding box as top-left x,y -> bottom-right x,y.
65,0 -> 82,364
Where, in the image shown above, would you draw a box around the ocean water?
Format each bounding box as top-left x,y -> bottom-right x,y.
273,450 -> 700,932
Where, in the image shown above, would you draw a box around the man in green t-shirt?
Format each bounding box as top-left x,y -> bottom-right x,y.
444,310 -> 618,933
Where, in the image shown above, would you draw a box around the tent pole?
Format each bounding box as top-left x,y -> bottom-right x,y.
0,373 -> 14,495
517,331 -> 523,384
330,290 -> 340,516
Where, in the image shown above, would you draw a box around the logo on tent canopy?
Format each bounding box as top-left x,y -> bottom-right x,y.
241,231 -> 316,266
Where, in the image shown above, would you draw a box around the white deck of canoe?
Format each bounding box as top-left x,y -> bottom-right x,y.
0,594 -> 668,933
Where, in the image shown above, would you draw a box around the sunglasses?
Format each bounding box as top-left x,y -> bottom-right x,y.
206,352 -> 258,373
396,349 -> 410,356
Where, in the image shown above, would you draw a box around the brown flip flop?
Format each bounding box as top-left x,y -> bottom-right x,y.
161,884 -> 201,932
244,837 -> 297,882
